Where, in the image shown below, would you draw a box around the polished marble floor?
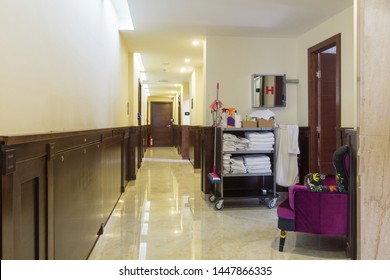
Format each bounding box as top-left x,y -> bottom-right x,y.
88,147 -> 348,260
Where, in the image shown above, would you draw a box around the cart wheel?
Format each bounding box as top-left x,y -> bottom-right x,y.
267,198 -> 277,209
209,195 -> 216,203
215,200 -> 224,210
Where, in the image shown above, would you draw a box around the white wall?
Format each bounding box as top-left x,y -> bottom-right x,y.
296,6 -> 355,127
204,36 -> 298,126
182,100 -> 190,125
189,67 -> 204,125
0,0 -> 129,134
181,82 -> 190,125
204,6 -> 355,128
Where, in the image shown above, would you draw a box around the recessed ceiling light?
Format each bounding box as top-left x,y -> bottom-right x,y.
180,67 -> 186,73
184,58 -> 190,63
192,40 -> 200,46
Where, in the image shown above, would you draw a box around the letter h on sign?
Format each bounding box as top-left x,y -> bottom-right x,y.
265,86 -> 275,95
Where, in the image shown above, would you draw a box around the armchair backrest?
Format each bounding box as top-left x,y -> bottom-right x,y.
332,145 -> 349,192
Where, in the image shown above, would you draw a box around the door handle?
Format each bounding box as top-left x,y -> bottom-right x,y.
167,125 -> 171,128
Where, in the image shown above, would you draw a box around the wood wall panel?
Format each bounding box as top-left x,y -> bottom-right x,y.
180,126 -> 189,160
2,156 -> 47,260
189,126 -> 201,169
201,127 -> 215,195
128,127 -> 137,180
53,144 -> 102,260
298,127 -> 310,184
1,126 -> 144,260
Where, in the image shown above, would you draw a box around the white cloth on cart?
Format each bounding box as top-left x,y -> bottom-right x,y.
275,125 -> 299,187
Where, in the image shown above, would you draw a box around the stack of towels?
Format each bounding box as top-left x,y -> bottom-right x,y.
244,132 -> 274,150
223,133 -> 250,151
243,155 -> 272,174
230,156 -> 247,174
223,154 -> 232,174
223,154 -> 272,174
223,133 -> 237,151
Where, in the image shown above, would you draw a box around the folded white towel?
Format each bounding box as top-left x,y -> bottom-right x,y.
249,109 -> 275,120
248,143 -> 274,148
243,155 -> 270,161
237,137 -> 250,144
244,156 -> 270,161
246,161 -> 270,165
247,167 -> 272,173
231,156 -> 244,163
245,132 -> 274,139
231,166 -> 247,173
223,133 -> 238,141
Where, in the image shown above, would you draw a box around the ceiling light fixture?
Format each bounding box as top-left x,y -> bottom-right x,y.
192,40 -> 200,46
184,58 -> 190,63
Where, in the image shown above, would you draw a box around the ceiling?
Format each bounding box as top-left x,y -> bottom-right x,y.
121,0 -> 353,97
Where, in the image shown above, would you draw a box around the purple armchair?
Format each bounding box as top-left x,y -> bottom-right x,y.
277,146 -> 350,252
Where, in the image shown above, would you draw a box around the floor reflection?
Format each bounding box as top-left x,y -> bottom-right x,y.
88,147 -> 348,260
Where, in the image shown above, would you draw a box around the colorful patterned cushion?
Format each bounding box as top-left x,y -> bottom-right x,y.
304,173 -> 341,192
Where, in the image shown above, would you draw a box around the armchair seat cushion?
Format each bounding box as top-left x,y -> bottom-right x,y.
283,185 -> 349,235
277,199 -> 295,231
294,191 -> 349,235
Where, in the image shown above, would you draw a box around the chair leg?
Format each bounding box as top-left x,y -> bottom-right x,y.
279,230 -> 287,252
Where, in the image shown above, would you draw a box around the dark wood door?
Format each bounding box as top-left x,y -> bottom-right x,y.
151,102 -> 173,147
317,52 -> 337,174
308,34 -> 341,175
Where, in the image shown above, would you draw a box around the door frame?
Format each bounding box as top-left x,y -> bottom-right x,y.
150,101 -> 173,147
308,33 -> 341,172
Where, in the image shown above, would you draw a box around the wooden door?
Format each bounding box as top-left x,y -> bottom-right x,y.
308,34 -> 341,175
317,52 -> 337,174
151,102 -> 173,147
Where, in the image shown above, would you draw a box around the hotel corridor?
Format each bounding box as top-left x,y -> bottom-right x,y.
88,147 -> 347,260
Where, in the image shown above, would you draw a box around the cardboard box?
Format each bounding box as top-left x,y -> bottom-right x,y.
257,118 -> 274,128
241,121 -> 257,128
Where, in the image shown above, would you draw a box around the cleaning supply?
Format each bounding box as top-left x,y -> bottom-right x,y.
227,108 -> 235,128
235,114 -> 242,128
221,108 -> 228,128
208,82 -> 222,184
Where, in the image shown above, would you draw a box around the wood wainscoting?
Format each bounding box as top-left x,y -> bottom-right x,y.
298,127 -> 353,184
173,125 -> 201,166
0,126 -> 147,260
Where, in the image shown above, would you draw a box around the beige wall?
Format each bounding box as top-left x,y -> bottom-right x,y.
204,6 -> 355,128
204,36 -> 299,126
358,0 -> 390,259
296,6 -> 356,128
0,0 -> 129,134
128,54 -> 135,125
189,67 -> 204,125
131,53 -> 143,126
